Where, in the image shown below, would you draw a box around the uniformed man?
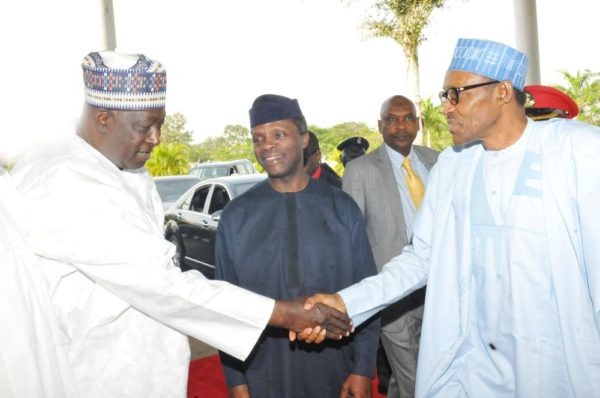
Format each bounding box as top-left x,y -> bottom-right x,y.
337,136 -> 370,167
524,84 -> 579,120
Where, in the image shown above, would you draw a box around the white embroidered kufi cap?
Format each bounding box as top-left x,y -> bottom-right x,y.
81,51 -> 167,110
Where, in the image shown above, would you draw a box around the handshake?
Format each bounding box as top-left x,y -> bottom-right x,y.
270,293 -> 350,344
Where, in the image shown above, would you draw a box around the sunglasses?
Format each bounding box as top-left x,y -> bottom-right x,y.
439,80 -> 499,105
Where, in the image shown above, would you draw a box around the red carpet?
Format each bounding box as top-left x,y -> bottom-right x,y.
188,354 -> 387,397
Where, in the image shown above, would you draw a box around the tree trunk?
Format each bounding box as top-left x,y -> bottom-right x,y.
407,52 -> 429,146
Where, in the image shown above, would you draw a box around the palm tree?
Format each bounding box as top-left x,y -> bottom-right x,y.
362,0 -> 447,146
146,142 -> 192,176
553,69 -> 600,126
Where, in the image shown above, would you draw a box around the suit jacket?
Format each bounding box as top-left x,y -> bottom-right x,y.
343,144 -> 438,330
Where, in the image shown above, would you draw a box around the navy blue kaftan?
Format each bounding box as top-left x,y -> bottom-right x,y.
216,178 -> 379,398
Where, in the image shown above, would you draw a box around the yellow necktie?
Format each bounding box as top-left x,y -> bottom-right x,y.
402,157 -> 425,209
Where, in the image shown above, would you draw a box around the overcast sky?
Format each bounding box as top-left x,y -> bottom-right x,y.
1,0 -> 598,163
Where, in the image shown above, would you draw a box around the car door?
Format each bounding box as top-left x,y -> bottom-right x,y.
176,183 -> 214,273
198,184 -> 232,268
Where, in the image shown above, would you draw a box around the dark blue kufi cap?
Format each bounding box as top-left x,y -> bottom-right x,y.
249,94 -> 303,128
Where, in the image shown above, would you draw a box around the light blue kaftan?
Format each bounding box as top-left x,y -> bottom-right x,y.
339,118 -> 600,397
457,129 -> 571,397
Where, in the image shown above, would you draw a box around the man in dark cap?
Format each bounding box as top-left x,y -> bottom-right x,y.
215,94 -> 379,398
337,136 -> 370,167
11,53 -> 351,397
524,84 -> 579,121
303,38 -> 600,397
304,131 -> 342,189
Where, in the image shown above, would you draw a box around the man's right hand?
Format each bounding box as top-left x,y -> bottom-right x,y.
269,296 -> 352,340
292,293 -> 350,343
304,293 -> 347,313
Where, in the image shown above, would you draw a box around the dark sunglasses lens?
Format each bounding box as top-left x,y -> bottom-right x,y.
448,88 -> 459,105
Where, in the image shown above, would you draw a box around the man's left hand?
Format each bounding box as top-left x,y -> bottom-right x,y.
340,374 -> 371,398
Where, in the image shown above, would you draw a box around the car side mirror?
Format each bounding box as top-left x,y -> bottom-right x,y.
211,210 -> 223,221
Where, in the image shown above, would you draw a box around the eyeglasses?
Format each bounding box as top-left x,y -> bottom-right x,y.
439,80 -> 499,105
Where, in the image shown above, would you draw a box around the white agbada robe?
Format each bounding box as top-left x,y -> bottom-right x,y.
339,118 -> 600,397
0,169 -> 77,397
11,136 -> 275,398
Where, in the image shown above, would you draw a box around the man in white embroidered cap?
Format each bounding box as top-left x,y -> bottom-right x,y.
301,38 -> 600,397
10,52 -> 352,397
0,168 -> 77,398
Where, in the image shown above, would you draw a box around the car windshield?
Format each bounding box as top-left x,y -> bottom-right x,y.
155,178 -> 200,203
198,166 -> 228,179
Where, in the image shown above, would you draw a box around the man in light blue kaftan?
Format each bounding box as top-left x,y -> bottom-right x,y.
303,38 -> 600,397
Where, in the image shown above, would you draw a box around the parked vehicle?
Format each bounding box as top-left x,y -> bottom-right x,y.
189,159 -> 256,180
153,175 -> 202,210
164,174 -> 267,278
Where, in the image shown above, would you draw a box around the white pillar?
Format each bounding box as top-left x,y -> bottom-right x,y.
97,0 -> 117,51
513,0 -> 541,84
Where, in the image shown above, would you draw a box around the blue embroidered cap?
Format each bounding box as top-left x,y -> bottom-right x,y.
249,94 -> 303,128
448,38 -> 528,90
82,51 -> 167,110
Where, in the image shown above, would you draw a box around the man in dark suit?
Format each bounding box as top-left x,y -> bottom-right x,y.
343,95 -> 439,397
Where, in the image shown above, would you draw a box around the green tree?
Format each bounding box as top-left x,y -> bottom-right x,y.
222,125 -> 255,161
193,136 -> 226,163
361,0 -> 447,146
192,125 -> 258,169
146,142 -> 191,176
144,112 -> 195,176
422,97 -> 452,151
161,113 -> 194,144
191,135 -> 224,163
223,124 -> 251,146
553,69 -> 600,126
310,122 -> 380,175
